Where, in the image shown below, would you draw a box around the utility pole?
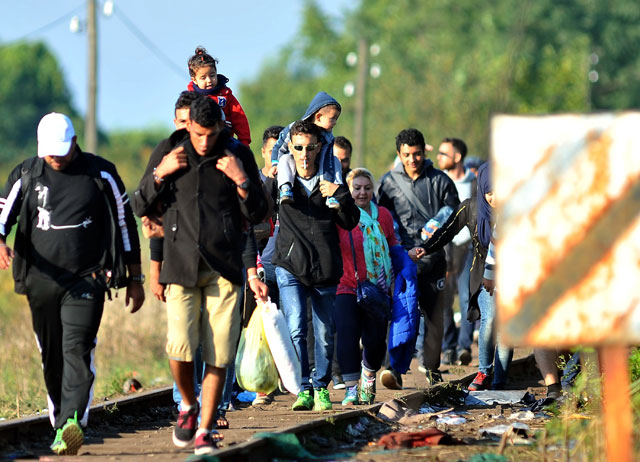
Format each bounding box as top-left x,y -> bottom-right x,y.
353,38 -> 368,168
86,0 -> 98,153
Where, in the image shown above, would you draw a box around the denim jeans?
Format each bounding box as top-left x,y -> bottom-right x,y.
442,246 -> 474,352
262,260 -> 279,307
276,266 -> 336,391
334,293 -> 387,384
477,286 -> 513,385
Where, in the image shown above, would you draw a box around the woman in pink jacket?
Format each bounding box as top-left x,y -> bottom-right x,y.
335,168 -> 398,406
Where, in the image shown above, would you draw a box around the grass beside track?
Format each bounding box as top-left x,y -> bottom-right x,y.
0,266 -> 172,420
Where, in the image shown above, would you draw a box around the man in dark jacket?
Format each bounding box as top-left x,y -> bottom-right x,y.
132,97 -> 268,455
0,113 -> 144,456
378,128 -> 460,387
272,120 -> 359,412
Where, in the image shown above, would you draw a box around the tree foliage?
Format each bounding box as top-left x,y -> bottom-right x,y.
240,0 -> 640,178
0,41 -> 77,169
1,1 -> 638,184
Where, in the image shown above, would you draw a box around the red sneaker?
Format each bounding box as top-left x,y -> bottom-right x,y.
468,371 -> 490,391
194,430 -> 218,455
172,403 -> 199,448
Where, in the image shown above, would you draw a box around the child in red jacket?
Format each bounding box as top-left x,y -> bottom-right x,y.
187,47 -> 251,146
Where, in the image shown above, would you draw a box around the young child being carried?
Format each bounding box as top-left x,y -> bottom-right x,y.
270,91 -> 342,209
187,46 -> 251,146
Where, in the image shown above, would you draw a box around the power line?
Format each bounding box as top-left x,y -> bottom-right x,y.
113,6 -> 184,79
13,4 -> 85,42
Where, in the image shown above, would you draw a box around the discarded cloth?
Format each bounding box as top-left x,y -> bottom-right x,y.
376,429 -> 460,449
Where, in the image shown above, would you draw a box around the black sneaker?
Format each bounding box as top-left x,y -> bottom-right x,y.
442,349 -> 456,365
380,369 -> 403,390
172,403 -> 199,448
456,349 -> 472,366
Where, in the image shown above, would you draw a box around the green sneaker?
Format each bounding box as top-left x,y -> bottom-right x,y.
313,387 -> 333,411
292,390 -> 314,411
359,375 -> 376,405
341,385 -> 359,406
51,412 -> 84,455
50,428 -> 66,454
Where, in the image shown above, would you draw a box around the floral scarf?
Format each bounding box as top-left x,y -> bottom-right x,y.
359,203 -> 393,290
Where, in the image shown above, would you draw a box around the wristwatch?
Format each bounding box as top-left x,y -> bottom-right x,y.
236,179 -> 250,190
130,274 -> 146,284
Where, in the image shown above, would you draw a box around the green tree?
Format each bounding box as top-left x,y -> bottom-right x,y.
0,41 -> 78,171
99,127 -> 169,190
239,0 -> 640,177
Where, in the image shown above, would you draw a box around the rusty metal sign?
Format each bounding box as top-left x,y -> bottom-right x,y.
492,113 -> 640,347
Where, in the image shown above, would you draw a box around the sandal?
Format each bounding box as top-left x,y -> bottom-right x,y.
215,415 -> 229,430
211,429 -> 224,442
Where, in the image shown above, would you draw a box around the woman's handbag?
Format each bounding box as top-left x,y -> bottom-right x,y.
349,232 -> 391,323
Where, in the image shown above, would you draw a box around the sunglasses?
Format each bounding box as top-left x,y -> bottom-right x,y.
292,143 -> 319,152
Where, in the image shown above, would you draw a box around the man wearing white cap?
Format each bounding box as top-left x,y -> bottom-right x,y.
0,113 -> 144,455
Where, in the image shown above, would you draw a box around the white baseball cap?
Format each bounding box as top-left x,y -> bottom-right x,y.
37,113 -> 76,158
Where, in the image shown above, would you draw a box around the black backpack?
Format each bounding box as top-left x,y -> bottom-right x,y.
18,155 -> 129,291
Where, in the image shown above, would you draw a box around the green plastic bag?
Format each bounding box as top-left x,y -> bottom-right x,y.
235,304 -> 279,394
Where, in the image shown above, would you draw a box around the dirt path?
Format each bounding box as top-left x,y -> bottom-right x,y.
6,348 -> 547,461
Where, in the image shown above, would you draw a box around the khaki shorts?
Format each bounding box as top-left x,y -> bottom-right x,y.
165,264 -> 241,367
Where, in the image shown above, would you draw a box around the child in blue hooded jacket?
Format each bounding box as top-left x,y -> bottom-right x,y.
270,92 -> 343,208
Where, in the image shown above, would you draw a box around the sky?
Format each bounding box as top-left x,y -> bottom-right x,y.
0,0 -> 353,132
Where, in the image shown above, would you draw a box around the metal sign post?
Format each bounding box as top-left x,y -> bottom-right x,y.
492,113 -> 640,462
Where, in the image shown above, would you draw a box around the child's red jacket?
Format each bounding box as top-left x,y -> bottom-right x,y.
187,75 -> 251,146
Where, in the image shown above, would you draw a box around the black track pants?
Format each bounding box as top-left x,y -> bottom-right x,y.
417,257 -> 447,373
26,272 -> 105,429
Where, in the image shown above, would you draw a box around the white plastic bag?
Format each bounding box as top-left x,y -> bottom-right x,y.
259,298 -> 302,395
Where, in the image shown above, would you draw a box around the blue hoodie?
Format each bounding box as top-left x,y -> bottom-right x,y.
270,92 -> 341,182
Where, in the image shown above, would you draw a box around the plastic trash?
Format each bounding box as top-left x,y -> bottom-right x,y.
236,391 -> 256,403
436,414 -> 467,425
479,422 -> 530,437
421,206 -> 454,240
465,390 -> 529,406
508,410 -> 535,421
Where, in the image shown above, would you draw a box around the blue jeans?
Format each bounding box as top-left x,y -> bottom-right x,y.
478,286 -> 513,386
276,266 -> 336,391
262,260 -> 279,307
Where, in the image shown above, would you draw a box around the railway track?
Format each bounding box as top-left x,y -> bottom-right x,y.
0,353 -> 544,461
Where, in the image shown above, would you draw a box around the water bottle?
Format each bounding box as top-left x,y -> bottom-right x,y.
256,254 -> 265,282
421,206 -> 453,241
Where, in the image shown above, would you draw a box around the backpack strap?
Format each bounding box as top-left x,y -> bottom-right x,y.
389,171 -> 432,222
20,157 -> 44,198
